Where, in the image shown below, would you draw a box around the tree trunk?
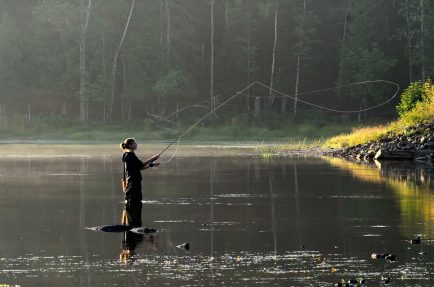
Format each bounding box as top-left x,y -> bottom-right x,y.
176,101 -> 179,119
26,104 -> 31,124
268,0 -> 278,107
210,0 -> 215,119
61,100 -> 67,116
280,96 -> 287,114
420,0 -> 425,82
405,0 -> 413,82
160,0 -> 164,47
109,0 -> 136,121
165,0 -> 171,60
358,88 -> 367,122
79,43 -> 86,121
101,28 -> 107,123
128,99 -> 132,122
246,18 -> 253,112
103,103 -> 107,124
120,58 -> 127,120
79,0 -> 92,123
293,54 -> 301,116
201,41 -> 205,63
342,0 -> 347,43
254,96 -> 260,117
121,101 -> 125,121
1,103 -> 5,123
293,0 -> 306,117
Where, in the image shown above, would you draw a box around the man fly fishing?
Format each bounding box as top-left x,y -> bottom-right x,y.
120,138 -> 160,203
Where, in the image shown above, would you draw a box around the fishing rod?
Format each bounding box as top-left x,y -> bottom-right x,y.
157,81 -> 258,159
156,80 -> 400,161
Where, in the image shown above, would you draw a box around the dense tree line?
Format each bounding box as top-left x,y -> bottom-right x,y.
0,0 -> 433,124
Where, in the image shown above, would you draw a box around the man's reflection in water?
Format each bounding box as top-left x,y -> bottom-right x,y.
123,200 -> 142,228
120,201 -> 158,264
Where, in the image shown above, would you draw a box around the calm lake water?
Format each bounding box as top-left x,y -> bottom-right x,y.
0,144 -> 434,286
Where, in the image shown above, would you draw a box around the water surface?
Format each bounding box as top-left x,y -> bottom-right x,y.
0,144 -> 433,286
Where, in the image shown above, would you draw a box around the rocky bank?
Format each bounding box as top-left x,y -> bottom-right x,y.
327,122 -> 434,163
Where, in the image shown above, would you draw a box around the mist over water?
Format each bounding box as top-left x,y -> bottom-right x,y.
0,145 -> 433,286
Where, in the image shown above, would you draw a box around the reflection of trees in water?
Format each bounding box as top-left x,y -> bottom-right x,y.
79,156 -> 89,286
293,162 -> 300,225
254,158 -> 261,182
325,157 -> 434,238
246,161 -> 251,250
209,158 -> 216,286
268,175 -> 277,259
293,161 -> 301,250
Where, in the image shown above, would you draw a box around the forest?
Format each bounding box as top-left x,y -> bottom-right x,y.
0,0 -> 433,135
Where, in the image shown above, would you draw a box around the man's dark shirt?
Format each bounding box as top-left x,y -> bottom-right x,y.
122,152 -> 143,182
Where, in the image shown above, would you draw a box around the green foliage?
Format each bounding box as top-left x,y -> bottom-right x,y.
392,80 -> 434,131
337,0 -> 398,110
31,0 -> 79,97
396,81 -> 424,115
340,46 -> 396,83
155,69 -> 190,98
0,12 -> 21,96
0,0 -> 433,130
398,0 -> 434,81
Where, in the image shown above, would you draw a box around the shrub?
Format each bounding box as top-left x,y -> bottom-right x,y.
396,81 -> 424,116
390,80 -> 434,134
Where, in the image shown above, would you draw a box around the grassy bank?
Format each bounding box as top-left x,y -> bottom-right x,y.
325,81 -> 434,148
0,114 -> 367,146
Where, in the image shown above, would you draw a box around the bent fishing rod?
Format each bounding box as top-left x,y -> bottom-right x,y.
157,81 -> 258,158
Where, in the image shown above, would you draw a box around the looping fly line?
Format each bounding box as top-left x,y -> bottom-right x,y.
253,80 -> 400,113
157,80 -> 400,163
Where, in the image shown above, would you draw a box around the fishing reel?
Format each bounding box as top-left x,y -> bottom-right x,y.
148,161 -> 158,168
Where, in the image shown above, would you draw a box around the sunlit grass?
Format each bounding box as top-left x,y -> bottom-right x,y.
325,125 -> 389,148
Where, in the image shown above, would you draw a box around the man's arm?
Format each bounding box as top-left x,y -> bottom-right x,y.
141,154 -> 159,169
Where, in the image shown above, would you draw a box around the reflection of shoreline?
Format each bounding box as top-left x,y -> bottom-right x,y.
324,157 -> 434,237
323,157 -> 385,184
324,157 -> 434,188
374,160 -> 434,188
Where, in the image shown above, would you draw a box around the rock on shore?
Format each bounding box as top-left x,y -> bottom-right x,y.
328,123 -> 434,162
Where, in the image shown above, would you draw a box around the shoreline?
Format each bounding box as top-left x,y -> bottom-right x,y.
325,122 -> 434,164
2,134 -> 433,163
